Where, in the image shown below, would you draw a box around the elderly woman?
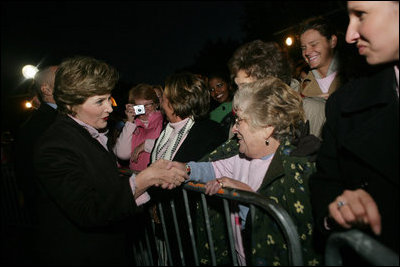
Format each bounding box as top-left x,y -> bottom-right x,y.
178,77 -> 322,265
32,56 -> 188,265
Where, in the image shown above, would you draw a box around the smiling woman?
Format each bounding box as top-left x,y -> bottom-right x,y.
176,77 -> 322,265
31,56 -> 189,265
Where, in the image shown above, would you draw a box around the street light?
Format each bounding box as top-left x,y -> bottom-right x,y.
22,65 -> 39,79
285,36 -> 293,47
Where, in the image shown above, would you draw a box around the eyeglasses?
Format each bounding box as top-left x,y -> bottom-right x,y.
133,102 -> 154,108
144,102 -> 154,108
234,115 -> 245,126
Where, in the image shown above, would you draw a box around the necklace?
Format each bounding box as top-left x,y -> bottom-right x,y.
154,118 -> 194,160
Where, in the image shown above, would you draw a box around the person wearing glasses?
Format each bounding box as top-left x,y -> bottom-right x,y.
113,83 -> 164,172
176,77 -> 322,266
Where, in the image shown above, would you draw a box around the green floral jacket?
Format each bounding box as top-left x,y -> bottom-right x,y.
196,138 -> 322,266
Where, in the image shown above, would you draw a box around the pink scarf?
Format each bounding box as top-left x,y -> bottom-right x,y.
130,111 -> 164,171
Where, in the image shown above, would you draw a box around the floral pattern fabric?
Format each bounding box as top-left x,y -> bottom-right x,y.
196,139 -> 322,266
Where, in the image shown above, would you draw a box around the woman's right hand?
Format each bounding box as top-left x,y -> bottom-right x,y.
125,104 -> 135,122
148,159 -> 188,187
134,159 -> 188,198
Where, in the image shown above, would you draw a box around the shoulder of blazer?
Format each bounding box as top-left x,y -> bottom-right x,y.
188,118 -> 225,139
328,65 -> 396,113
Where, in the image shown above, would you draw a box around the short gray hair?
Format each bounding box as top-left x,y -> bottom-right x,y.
233,77 -> 305,142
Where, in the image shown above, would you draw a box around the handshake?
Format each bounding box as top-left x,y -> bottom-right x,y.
144,159 -> 190,190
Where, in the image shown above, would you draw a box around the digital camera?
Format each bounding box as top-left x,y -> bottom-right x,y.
134,104 -> 145,115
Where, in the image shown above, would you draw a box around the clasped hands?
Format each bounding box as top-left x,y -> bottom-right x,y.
328,189 -> 381,235
148,159 -> 189,190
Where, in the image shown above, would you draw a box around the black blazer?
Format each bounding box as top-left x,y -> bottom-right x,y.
15,103 -> 58,220
309,65 -> 399,251
33,114 -> 139,265
173,118 -> 226,162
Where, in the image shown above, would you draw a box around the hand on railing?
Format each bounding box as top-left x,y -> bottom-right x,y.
204,177 -> 253,196
328,189 -> 381,235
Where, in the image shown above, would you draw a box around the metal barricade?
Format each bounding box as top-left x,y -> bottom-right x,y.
131,181 -> 304,266
325,229 -> 399,266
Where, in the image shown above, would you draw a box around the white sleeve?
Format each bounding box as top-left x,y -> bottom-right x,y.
113,121 -> 137,160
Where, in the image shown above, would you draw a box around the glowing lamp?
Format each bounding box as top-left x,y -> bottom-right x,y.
22,65 -> 39,79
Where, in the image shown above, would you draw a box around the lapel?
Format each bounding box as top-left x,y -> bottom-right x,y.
60,115 -> 116,160
301,72 -> 322,96
258,148 -> 285,192
339,66 -> 398,181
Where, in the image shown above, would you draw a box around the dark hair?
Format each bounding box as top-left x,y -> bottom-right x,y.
228,40 -> 292,85
300,16 -> 337,41
54,56 -> 119,115
164,72 -> 210,120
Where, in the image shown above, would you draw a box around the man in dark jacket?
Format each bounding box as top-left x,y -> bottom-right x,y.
14,66 -> 58,262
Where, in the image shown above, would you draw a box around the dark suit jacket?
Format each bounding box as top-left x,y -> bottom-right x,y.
32,114 -> 139,265
172,118 -> 226,162
309,65 -> 399,251
15,103 -> 58,222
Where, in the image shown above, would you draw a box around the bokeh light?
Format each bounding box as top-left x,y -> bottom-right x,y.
22,65 -> 39,79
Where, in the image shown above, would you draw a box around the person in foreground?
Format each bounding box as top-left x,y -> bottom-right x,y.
177,77 -> 322,266
32,56 -> 188,265
309,1 -> 399,262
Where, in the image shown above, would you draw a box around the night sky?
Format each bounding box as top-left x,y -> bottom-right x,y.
1,1 -> 349,136
1,1 -> 246,90
1,1 -> 247,133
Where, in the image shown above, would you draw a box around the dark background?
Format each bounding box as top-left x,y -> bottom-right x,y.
1,1 -> 349,137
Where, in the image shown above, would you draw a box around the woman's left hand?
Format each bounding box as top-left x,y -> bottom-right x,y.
131,142 -> 145,163
204,177 -> 253,195
328,189 -> 381,235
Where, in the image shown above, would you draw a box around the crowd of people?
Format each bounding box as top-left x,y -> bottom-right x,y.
5,1 -> 398,265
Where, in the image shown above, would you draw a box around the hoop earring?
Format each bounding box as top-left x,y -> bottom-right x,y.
265,139 -> 269,146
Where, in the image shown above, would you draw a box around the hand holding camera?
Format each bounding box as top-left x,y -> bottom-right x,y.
125,104 -> 146,122
133,105 -> 146,115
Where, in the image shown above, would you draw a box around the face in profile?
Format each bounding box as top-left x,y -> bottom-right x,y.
231,111 -> 268,159
72,94 -> 113,129
300,29 -> 336,73
346,1 -> 399,65
208,77 -> 231,103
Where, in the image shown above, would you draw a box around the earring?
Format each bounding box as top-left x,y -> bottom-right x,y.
265,139 -> 269,146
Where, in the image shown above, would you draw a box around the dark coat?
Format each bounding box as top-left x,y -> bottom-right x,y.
32,114 -> 139,265
309,65 -> 399,252
194,138 -> 323,266
15,103 -> 58,222
172,118 -> 226,162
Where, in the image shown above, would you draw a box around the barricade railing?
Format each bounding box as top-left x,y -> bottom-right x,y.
324,229 -> 399,266
129,181 -> 304,266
